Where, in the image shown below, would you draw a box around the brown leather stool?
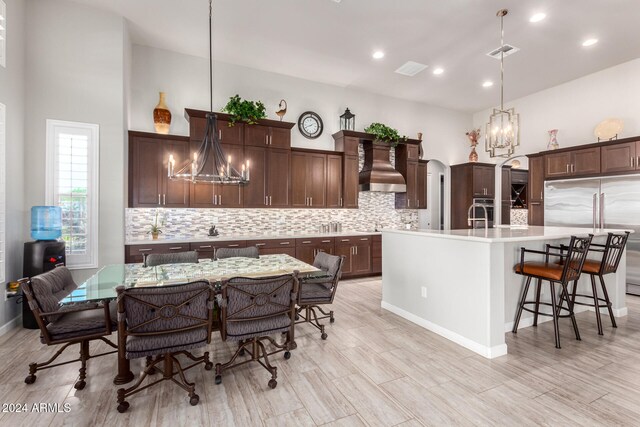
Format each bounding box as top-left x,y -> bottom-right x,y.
512,235 -> 593,349
558,231 -> 630,335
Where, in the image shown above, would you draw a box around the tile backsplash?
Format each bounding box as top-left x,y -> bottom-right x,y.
126,192 -> 419,240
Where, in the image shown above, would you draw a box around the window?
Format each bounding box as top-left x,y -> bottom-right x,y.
0,0 -> 6,68
46,120 -> 99,269
0,103 -> 5,282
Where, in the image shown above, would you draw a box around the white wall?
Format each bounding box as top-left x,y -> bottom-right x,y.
472,58 -> 640,164
130,45 -> 472,165
0,0 -> 26,330
25,0 -> 127,282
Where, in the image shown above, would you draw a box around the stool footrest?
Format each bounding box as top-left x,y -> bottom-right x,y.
521,301 -> 573,319
570,293 -> 612,309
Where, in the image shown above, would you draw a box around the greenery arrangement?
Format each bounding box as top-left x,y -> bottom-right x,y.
222,94 -> 267,125
364,122 -> 408,147
147,210 -> 164,238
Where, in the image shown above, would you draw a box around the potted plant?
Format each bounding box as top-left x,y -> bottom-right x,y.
364,122 -> 408,147
221,94 -> 267,126
147,210 -> 164,240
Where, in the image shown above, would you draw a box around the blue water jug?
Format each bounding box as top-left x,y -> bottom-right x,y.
31,206 -> 62,241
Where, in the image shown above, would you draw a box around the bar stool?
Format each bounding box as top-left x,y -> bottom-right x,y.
559,231 -> 630,335
512,234 -> 593,349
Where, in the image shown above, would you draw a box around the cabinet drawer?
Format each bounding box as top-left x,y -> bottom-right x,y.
295,237 -> 335,246
336,235 -> 371,246
257,247 -> 297,257
246,238 -> 294,249
216,240 -> 247,249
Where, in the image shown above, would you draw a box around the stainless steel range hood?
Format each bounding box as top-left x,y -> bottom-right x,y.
359,141 -> 406,192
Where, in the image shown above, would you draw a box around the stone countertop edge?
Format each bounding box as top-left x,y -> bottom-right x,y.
125,231 -> 383,246
381,226 -> 632,244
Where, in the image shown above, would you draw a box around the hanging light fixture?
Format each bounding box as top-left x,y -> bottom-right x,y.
485,9 -> 520,158
168,0 -> 249,184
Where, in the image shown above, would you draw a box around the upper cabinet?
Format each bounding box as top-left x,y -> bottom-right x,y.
544,147 -> 601,179
291,150 -> 327,208
128,133 -> 190,208
450,162 -> 496,229
394,143 -> 425,209
601,141 -> 640,174
472,165 -> 495,198
244,124 -> 291,149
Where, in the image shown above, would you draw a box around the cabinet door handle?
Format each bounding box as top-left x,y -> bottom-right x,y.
255,243 -> 266,246
360,238 -> 369,241
341,239 -> 349,242
541,191 -> 543,200
265,196 -> 268,206
199,245 -> 212,249
407,199 -> 410,208
269,196 -> 272,205
218,129 -> 222,140
138,248 -> 153,252
280,242 -> 290,245
321,240 -> 331,243
339,197 -> 343,207
219,195 -> 222,205
228,244 -> 240,247
169,247 -> 183,250
265,135 -> 269,145
163,194 -> 166,205
310,197 -> 313,206
531,202 -> 541,205
355,246 -> 358,255
566,164 -> 569,173
158,194 -> 161,205
302,241 -> 311,244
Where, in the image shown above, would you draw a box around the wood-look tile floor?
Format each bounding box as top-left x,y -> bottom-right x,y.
2,277 -> 640,426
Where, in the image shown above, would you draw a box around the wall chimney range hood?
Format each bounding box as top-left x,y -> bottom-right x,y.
359,140 -> 407,192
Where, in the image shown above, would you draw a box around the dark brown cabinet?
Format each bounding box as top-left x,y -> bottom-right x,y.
472,165 -> 495,197
291,151 -> 327,208
129,133 -> 190,208
244,124 -> 291,149
395,144 -> 425,209
545,147 -> 601,178
189,142 -> 244,208
417,161 -> 428,209
601,141 -> 640,174
295,237 -> 335,265
326,154 -> 343,208
372,235 -> 382,274
125,243 -> 189,264
334,236 -> 372,278
451,162 -> 496,229
528,154 -> 544,226
243,146 -> 291,207
246,239 -> 296,257
189,116 -> 243,146
342,155 -> 359,209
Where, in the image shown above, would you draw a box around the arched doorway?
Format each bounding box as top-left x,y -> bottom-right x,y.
418,159 -> 451,230
494,155 -> 528,225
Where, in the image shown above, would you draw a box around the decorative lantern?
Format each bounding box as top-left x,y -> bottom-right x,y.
340,108 -> 356,131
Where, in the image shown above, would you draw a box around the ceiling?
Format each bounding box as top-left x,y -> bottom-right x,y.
71,0 -> 640,112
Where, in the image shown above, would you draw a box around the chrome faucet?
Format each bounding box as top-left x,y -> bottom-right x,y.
467,203 -> 489,231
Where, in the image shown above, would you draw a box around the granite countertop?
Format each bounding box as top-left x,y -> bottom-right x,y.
126,230 -> 383,245
382,225 -> 631,243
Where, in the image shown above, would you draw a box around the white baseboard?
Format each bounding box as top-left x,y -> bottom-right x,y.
0,315 -> 21,336
381,301 -> 507,359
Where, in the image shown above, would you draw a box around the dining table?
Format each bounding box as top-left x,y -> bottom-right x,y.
62,254 -> 324,385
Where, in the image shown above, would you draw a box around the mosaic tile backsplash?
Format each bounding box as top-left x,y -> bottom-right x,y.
126,191 -> 419,240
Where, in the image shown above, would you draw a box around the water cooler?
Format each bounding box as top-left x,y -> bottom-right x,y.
22,207 -> 65,329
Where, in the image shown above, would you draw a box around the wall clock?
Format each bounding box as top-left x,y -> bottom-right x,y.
298,111 -> 323,139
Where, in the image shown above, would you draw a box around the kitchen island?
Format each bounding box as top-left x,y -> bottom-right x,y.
381,226 -> 628,358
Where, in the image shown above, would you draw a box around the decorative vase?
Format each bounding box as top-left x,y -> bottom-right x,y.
468,146 -> 478,162
547,129 -> 559,150
153,92 -> 172,134
151,231 -> 160,240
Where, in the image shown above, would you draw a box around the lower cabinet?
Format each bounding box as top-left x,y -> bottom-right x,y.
334,236 -> 372,278
372,235 -> 382,274
190,240 -> 247,260
245,239 -> 296,257
125,243 -> 190,264
295,237 -> 335,265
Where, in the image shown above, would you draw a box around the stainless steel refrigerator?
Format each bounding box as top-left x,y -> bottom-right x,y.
545,175 -> 640,295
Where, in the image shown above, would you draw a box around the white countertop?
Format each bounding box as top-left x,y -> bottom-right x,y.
382,225 -> 630,243
126,230 -> 382,246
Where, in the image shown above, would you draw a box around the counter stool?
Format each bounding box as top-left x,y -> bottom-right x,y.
512,235 -> 593,349
558,231 -> 630,335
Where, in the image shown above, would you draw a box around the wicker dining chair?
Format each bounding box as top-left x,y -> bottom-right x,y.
513,234 -> 593,348
214,272 -> 299,389
115,281 -> 214,413
297,253 -> 345,340
215,246 -> 259,260
144,251 -> 199,267
20,266 -> 118,390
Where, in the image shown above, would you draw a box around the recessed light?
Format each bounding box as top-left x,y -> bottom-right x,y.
582,38 -> 598,47
372,50 -> 385,59
529,13 -> 546,23
432,68 -> 444,75
482,81 -> 494,88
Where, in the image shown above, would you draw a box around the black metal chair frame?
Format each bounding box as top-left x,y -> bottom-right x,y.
19,277 -> 117,390
512,235 -> 593,349
115,282 -> 215,413
143,250 -> 199,267
558,231 -> 630,335
296,255 -> 345,340
214,272 -> 299,389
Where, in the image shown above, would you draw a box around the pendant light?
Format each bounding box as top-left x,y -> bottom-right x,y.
168,0 -> 249,184
485,9 -> 520,158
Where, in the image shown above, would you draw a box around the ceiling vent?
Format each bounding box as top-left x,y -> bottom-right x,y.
394,61 -> 428,77
486,44 -> 520,59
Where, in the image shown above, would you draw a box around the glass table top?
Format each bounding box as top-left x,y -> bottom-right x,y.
62,254 -> 323,303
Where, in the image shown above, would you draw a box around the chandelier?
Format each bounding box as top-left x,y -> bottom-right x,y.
168,0 -> 249,184
485,9 -> 520,158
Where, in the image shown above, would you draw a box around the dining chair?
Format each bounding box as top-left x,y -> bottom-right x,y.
214,272 -> 298,389
20,266 -> 118,390
115,281 -> 214,413
215,246 -> 259,260
297,252 -> 344,340
512,234 -> 593,348
144,250 -> 199,267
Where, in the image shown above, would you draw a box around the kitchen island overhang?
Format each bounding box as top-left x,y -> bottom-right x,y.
381,226 -> 629,359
